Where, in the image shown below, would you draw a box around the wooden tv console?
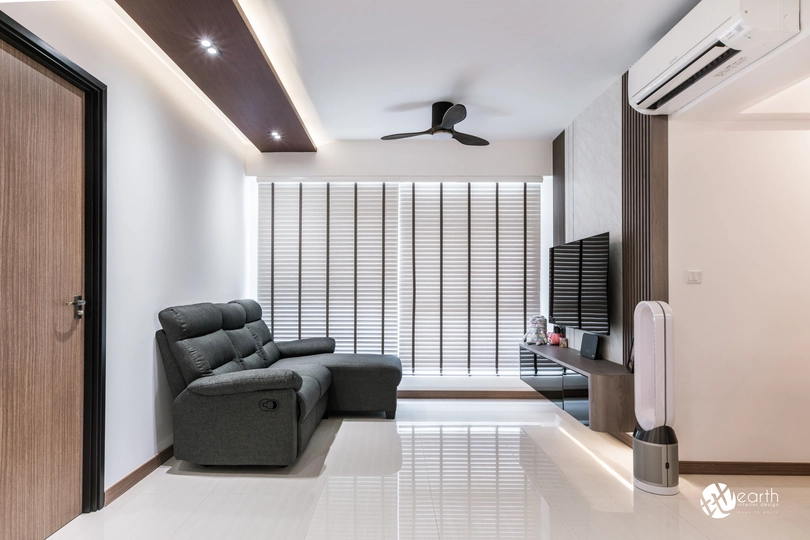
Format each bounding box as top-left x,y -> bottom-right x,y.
519,343 -> 635,434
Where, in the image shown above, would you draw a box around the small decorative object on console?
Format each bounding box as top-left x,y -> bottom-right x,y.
522,315 -> 548,345
580,333 -> 599,359
548,325 -> 563,345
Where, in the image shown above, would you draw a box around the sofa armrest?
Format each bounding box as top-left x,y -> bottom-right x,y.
275,337 -> 336,358
187,368 -> 302,396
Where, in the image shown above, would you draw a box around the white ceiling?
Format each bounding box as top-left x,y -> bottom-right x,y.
267,0 -> 700,141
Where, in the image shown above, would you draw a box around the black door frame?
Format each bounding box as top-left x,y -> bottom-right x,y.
0,10 -> 107,512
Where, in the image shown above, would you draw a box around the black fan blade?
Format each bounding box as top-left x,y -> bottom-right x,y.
452,131 -> 489,146
381,129 -> 432,140
440,104 -> 467,129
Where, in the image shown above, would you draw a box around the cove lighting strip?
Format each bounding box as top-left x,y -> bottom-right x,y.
559,427 -> 634,491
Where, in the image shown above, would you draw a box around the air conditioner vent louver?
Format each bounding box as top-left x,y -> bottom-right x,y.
649,45 -> 740,110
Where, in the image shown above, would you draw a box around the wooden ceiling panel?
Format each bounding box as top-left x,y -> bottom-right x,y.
117,0 -> 315,152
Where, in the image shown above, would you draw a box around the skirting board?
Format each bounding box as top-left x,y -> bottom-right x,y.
104,445 -> 174,506
606,437 -> 809,475
679,461 -> 810,476
610,431 -> 634,448
398,390 -> 543,400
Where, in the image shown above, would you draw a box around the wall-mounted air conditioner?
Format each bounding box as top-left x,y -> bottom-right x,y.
629,0 -> 800,115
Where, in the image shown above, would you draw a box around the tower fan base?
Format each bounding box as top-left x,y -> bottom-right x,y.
634,478 -> 679,496
633,426 -> 679,496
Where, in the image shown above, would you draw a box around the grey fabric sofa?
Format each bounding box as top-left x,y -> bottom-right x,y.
155,299 -> 402,466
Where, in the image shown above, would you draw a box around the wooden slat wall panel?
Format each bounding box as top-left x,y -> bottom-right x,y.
621,73 -> 668,367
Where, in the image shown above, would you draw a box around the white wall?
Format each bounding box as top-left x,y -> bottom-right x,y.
3,1 -> 249,487
246,139 -> 552,178
669,120 -> 810,462
563,78 -> 623,363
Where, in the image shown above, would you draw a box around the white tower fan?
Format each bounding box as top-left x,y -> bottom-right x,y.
633,301 -> 678,495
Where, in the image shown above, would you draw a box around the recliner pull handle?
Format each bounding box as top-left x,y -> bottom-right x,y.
259,399 -> 278,411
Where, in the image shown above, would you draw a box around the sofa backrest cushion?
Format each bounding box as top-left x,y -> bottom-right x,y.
218,301 -> 246,330
155,329 -> 188,399
229,299 -> 280,367
215,302 -> 268,370
159,302 -> 222,342
172,330 -> 242,383
158,303 -> 241,385
231,299 -> 263,324
263,341 -> 281,366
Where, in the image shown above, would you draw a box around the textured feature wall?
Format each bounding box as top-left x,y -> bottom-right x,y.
563,79 -> 623,363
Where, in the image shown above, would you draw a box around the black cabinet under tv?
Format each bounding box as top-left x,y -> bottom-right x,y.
519,342 -> 634,434
520,346 -> 590,425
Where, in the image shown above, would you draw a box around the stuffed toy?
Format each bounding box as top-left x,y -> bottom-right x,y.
522,316 -> 548,345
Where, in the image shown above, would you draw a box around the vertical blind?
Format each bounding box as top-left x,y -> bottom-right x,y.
258,180 -> 540,375
399,182 -> 541,375
258,182 -> 399,353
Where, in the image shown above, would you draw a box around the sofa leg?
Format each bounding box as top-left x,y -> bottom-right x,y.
385,410 -> 395,420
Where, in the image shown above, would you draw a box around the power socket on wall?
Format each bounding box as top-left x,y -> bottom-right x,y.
686,269 -> 702,284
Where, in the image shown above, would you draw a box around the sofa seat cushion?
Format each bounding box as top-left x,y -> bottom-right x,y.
274,354 -> 402,413
279,364 -> 331,421
287,364 -> 332,395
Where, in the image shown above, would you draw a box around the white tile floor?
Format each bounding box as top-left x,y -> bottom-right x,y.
51,399 -> 810,539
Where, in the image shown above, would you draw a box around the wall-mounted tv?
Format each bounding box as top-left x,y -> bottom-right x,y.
549,232 -> 610,334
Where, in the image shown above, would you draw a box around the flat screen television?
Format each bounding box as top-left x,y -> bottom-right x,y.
549,232 -> 609,334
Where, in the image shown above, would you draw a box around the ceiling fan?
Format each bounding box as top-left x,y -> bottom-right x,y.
381,101 -> 489,146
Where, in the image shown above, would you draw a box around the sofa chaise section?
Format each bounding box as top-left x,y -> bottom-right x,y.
273,354 -> 401,418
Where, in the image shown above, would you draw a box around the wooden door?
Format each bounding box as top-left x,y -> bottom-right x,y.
1,39 -> 86,539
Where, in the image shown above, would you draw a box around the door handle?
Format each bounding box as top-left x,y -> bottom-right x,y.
67,295 -> 86,319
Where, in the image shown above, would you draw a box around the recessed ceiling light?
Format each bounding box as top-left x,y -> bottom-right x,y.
199,39 -> 212,48
206,46 -> 219,55
270,131 -> 282,140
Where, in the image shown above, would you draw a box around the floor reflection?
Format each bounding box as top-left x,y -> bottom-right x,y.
306,424 -> 572,539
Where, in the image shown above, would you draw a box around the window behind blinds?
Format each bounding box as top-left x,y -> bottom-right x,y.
399,182 -> 541,376
258,182 -> 398,353
258,180 -> 540,375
